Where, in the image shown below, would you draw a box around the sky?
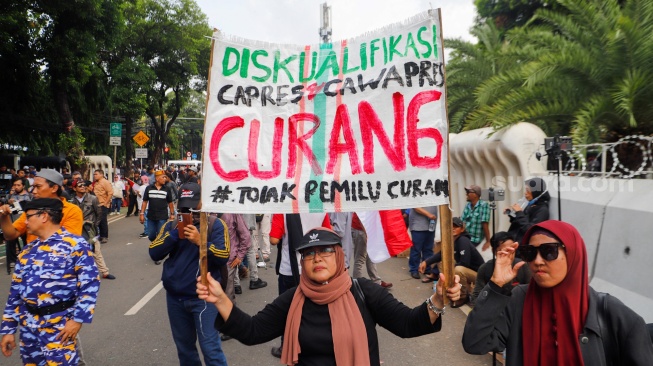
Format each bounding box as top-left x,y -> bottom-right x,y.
194,0 -> 478,47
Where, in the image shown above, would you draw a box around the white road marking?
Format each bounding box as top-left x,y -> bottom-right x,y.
125,282 -> 164,316
126,242 -> 134,245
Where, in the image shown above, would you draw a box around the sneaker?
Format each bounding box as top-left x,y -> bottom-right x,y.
263,255 -> 270,262
100,238 -> 108,244
234,285 -> 242,294
249,278 -> 268,290
102,274 -> 116,280
410,272 -> 420,280
220,334 -> 232,341
271,346 -> 282,358
139,233 -> 148,238
126,214 -> 131,217
379,281 -> 393,288
257,261 -> 266,268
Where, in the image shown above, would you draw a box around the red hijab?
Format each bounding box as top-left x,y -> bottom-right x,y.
281,245 -> 369,366
521,220 -> 589,366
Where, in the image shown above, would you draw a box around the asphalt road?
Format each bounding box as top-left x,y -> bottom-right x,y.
0,211 -> 495,365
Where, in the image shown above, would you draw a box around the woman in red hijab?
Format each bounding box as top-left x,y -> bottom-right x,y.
197,227 -> 462,365
462,220 -> 653,365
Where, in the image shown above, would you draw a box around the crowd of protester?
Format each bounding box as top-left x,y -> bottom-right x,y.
2,163 -> 652,365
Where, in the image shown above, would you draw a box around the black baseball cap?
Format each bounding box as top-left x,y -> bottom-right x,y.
21,198 -> 63,212
296,227 -> 342,252
452,217 -> 464,227
177,182 -> 201,209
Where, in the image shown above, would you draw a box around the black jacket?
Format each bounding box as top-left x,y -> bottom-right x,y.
217,278 -> 441,366
508,199 -> 550,241
463,283 -> 653,365
424,233 -> 485,271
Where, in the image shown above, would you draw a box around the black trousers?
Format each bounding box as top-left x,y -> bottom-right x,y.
99,206 -> 109,238
5,236 -> 23,273
127,194 -> 138,215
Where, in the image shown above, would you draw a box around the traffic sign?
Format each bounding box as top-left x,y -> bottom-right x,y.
110,122 -> 122,137
191,153 -> 197,159
186,151 -> 192,157
109,136 -> 121,146
133,131 -> 150,146
135,148 -> 148,158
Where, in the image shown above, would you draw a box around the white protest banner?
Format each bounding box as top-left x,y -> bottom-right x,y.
202,10 -> 448,214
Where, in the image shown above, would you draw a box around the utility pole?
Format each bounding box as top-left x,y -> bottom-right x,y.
319,2 -> 332,44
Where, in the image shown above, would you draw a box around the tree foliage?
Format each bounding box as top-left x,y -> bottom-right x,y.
450,0 -> 653,144
469,0 -> 653,143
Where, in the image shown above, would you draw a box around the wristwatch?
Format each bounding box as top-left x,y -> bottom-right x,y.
426,296 -> 445,315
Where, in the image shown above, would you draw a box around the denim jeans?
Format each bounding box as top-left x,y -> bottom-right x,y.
147,219 -> 168,241
111,197 -> 122,213
408,230 -> 435,274
166,293 -> 227,366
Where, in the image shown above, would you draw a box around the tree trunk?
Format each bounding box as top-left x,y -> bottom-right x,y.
125,115 -> 134,177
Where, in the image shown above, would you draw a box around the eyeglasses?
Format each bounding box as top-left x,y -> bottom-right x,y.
518,242 -> 566,262
25,211 -> 44,220
301,246 -> 336,261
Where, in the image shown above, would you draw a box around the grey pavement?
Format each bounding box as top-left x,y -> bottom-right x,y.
0,210 -> 495,365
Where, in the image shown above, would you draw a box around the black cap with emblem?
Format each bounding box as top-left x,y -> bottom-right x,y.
295,227 -> 343,252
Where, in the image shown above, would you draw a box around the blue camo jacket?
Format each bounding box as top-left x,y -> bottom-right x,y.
0,228 -> 100,333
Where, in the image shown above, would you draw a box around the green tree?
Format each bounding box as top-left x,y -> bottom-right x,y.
445,21 -> 508,132
132,0 -> 211,166
470,0 -> 653,143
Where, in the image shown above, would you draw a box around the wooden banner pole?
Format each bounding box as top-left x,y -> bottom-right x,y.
198,30 -> 219,286
436,8 -> 454,303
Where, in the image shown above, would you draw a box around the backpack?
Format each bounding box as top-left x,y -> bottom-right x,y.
207,214 -> 229,290
81,221 -> 98,252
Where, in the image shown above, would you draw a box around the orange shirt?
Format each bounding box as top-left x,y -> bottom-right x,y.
13,198 -> 84,243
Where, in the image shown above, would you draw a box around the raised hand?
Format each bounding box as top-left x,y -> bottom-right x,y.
490,242 -> 526,287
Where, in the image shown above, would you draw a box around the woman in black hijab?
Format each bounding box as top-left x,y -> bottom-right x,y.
507,178 -> 550,241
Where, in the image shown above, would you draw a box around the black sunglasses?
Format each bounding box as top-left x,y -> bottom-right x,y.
518,242 -> 566,262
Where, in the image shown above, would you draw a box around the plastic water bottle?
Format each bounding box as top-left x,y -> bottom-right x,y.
507,198 -> 529,217
428,219 -> 435,232
433,280 -> 438,293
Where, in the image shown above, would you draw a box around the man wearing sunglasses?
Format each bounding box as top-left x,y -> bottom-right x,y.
461,185 -> 491,252
0,198 -> 99,365
71,179 -> 116,280
0,169 -> 83,244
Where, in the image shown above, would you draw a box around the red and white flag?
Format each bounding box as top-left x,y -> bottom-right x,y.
356,210 -> 412,263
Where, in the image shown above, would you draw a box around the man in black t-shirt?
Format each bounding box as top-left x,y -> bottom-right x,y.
140,170 -> 175,241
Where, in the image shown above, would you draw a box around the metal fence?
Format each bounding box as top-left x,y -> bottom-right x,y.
533,135 -> 653,179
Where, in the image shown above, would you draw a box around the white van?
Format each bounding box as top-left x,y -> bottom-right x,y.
167,160 -> 201,168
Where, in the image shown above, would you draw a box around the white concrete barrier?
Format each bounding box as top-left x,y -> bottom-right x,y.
450,123 -> 548,231
86,155 -> 113,181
